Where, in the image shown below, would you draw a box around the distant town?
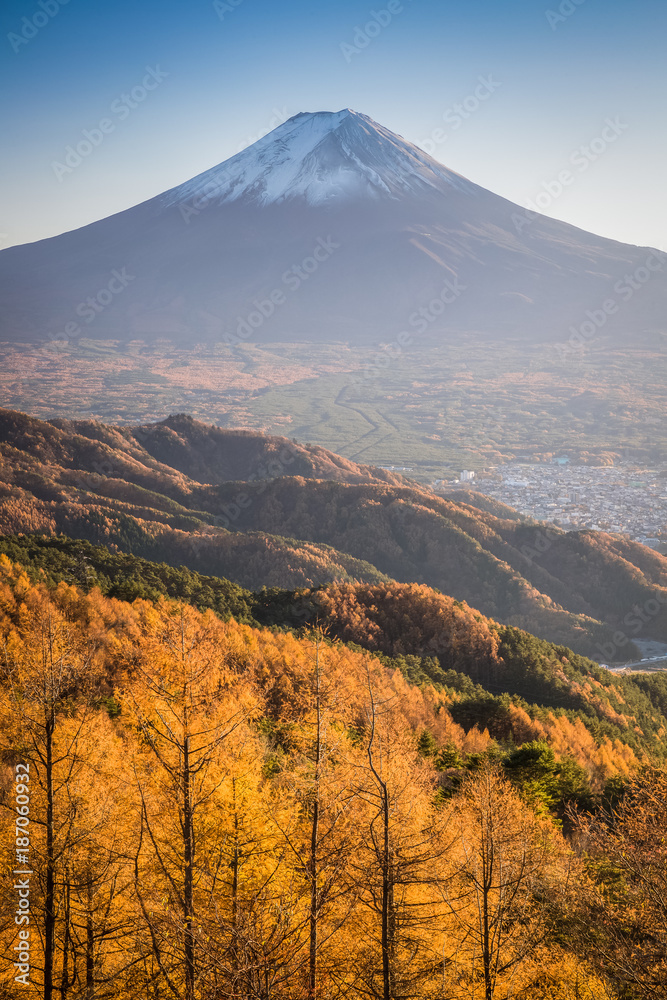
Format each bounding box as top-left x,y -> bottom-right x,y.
439,461 -> 667,549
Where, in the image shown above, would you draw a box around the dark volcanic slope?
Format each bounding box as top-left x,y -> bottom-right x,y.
1,408 -> 666,659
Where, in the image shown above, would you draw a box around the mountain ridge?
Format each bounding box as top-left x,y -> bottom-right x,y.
1,407 -> 665,660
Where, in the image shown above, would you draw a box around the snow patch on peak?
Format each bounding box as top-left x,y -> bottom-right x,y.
162,109 -> 478,211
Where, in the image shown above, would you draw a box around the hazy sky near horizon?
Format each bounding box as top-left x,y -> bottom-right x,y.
1,0 -> 665,251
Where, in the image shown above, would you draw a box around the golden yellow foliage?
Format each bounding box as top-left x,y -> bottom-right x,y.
0,559 -> 627,999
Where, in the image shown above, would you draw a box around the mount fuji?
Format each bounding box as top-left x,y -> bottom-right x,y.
1,109 -> 665,348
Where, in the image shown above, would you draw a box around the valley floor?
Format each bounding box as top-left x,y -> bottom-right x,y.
2,336 -> 665,471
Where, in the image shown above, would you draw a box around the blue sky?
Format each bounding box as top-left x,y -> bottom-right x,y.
1,0 -> 665,250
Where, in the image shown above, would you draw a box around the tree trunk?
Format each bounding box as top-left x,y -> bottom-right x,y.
86,874 -> 95,1000
59,875 -> 71,1000
483,884 -> 493,1000
381,785 -> 392,1000
183,723 -> 195,1000
481,794 -> 495,1000
231,776 -> 240,996
308,640 -> 321,999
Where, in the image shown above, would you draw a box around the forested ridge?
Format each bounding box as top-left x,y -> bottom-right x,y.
2,408 -> 667,659
1,532 -> 665,764
2,550 -> 667,998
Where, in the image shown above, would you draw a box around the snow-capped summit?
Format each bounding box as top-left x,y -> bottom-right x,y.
162,109 -> 476,209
